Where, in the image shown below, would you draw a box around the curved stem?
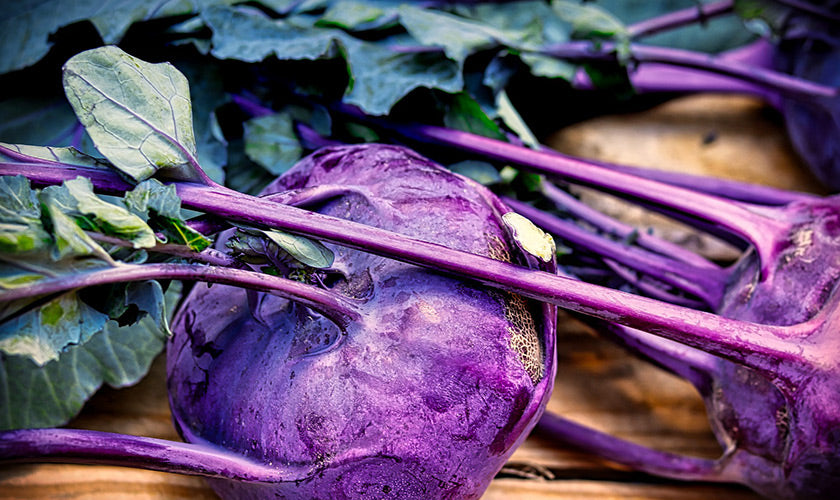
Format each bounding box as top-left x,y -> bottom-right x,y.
536,413 -> 730,482
87,233 -> 236,267
628,0 -> 735,39
504,196 -> 726,308
0,262 -> 362,331
0,428 -> 301,481
358,116 -> 792,278
0,161 -> 814,377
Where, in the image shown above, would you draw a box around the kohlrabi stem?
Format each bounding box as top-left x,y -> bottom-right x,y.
503,196 -> 726,308
536,413 -> 731,482
87,232 -> 237,267
571,40 -> 787,109
0,428 -> 302,481
0,262 -> 361,330
586,160 -> 820,205
773,0 -> 840,22
540,183 -> 724,268
357,115 -> 791,278
592,321 -> 719,390
0,160 -> 814,378
540,41 -> 838,102
627,0 -> 734,39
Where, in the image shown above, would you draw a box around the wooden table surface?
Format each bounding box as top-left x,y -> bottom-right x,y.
0,95 -> 819,499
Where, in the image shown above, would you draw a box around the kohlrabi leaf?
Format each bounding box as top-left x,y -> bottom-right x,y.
0,176 -> 51,254
443,93 -> 507,141
0,292 -> 109,366
318,0 -> 396,31
503,211 -> 556,263
62,177 -> 157,249
62,46 -> 200,183
448,160 -> 502,186
397,4 -> 512,65
342,37 -> 462,115
0,282 -> 180,430
176,60 -> 230,184
243,113 -> 303,175
202,5 -> 344,63
229,226 -> 335,269
552,0 -> 628,40
123,179 -> 211,251
0,0 -> 240,74
496,90 -> 540,149
0,143 -> 109,170
261,229 -> 334,269
0,97 -> 81,148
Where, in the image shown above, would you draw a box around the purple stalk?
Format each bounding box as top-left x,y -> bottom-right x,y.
627,0 -> 735,39
0,428 -> 301,481
0,262 -> 361,330
535,413 -> 731,482
602,260 -> 709,309
355,115 -> 792,278
87,233 -> 237,267
0,159 -> 816,378
542,41 -> 837,101
503,196 -> 726,307
539,182 -> 724,268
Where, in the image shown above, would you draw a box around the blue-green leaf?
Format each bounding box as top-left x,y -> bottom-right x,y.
243,113 -> 304,175
0,282 -> 180,429
62,46 -> 199,183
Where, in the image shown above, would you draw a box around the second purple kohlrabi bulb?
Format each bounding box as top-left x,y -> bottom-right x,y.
167,144 -> 557,499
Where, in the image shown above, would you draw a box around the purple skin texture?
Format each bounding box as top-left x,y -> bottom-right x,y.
166,145 -> 558,499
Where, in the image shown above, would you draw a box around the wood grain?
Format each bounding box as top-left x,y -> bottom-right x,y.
1,94 -> 804,499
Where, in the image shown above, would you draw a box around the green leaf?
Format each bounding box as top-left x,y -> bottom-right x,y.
552,0 -> 628,40
318,1 -> 392,30
0,175 -> 51,255
123,179 -> 211,251
443,93 -> 507,141
0,282 -> 180,429
203,6 -> 345,63
63,177 -> 157,249
496,90 -> 539,149
342,37 -> 462,115
397,5 -> 511,65
597,0 -> 756,53
0,293 -> 109,366
122,179 -> 181,220
41,197 -> 108,262
0,97 -> 82,148
231,226 -> 335,269
62,46 -> 199,183
243,113 -> 304,175
175,59 -> 230,184
0,143 -> 109,170
259,228 -> 335,269
448,160 -> 502,186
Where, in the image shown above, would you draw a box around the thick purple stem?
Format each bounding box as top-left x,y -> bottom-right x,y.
0,428 -> 302,481
536,413 -> 731,482
0,161 -> 814,377
541,183 -> 727,266
358,116 -> 791,278
542,41 -> 837,101
504,196 -> 725,307
627,0 -> 734,39
0,262 -> 361,330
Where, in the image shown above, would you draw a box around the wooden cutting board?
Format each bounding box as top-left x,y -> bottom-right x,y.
1,94 -> 813,499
